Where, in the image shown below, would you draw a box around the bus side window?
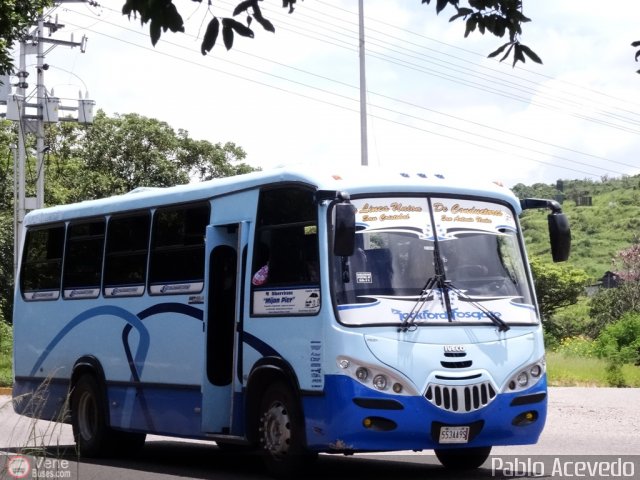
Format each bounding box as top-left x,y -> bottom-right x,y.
104,212 -> 151,297
63,220 -> 105,299
149,202 -> 210,291
21,225 -> 65,300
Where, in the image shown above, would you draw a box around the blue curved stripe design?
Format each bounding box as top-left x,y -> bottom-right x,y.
29,305 -> 150,377
137,303 -> 203,321
338,300 -> 381,311
242,331 -> 280,358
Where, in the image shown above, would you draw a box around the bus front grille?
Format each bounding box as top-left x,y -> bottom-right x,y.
424,382 -> 496,413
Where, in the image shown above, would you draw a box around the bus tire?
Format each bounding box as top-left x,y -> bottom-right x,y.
434,446 -> 492,470
258,382 -> 317,477
71,374 -> 114,457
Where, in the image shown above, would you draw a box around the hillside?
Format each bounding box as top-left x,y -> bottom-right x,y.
513,175 -> 640,280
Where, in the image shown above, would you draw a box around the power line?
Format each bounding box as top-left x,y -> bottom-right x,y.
60,6 -> 637,178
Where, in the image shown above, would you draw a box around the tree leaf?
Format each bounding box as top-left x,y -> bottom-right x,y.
253,3 -> 276,32
164,3 -> 185,33
201,17 -> 219,55
150,19 -> 161,46
233,0 -> 254,16
464,16 -> 477,38
488,41 -> 511,58
632,40 -> 640,47
222,24 -> 234,50
513,43 -> 526,67
254,15 -> 275,33
520,44 -> 542,64
449,7 -> 473,22
635,50 -> 640,62
499,43 -> 514,62
436,0 -> 448,14
222,18 -> 254,38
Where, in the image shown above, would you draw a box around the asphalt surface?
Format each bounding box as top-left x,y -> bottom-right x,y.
0,387 -> 639,479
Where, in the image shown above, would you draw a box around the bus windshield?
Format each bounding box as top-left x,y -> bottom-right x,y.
332,196 -> 536,327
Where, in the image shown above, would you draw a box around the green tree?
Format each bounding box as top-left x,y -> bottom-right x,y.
511,182 -> 559,200
46,110 -> 254,201
0,0 -> 51,75
589,243 -> 640,336
122,0 -> 539,67
529,257 -> 589,321
595,312 -> 640,365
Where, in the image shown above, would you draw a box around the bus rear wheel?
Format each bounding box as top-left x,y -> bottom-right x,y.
71,374 -> 145,457
434,446 -> 492,470
258,382 -> 316,477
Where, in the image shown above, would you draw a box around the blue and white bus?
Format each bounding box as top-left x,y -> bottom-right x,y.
12,167 -> 570,474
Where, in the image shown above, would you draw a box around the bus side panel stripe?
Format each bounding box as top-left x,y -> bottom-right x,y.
241,331 -> 280,358
29,305 -> 150,378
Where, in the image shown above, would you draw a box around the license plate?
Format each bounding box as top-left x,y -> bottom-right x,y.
439,426 -> 470,444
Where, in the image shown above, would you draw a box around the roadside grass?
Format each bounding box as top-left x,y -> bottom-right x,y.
547,351 -> 640,387
0,321 -> 12,387
0,354 -> 11,387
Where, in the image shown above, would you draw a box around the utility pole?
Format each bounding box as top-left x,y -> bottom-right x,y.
358,0 -> 368,167
0,5 -> 95,275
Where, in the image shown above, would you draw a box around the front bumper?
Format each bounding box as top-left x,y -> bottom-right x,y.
303,374 -> 547,452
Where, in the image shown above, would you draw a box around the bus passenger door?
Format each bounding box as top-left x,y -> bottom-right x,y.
202,223 -> 243,433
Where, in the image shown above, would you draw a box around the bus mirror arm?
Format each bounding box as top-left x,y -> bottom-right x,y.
521,198 -> 571,263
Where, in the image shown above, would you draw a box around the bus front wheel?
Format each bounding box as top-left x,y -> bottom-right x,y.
258,382 -> 317,477
434,446 -> 492,470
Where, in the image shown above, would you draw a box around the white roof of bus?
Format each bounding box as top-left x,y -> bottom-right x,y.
23,166 -> 520,226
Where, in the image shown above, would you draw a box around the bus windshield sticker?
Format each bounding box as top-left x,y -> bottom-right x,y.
356,198 -> 432,237
431,198 -> 516,237
253,287 -> 320,315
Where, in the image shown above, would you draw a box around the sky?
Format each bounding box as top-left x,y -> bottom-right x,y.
7,0 -> 640,187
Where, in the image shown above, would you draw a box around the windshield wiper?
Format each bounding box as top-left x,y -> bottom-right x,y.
398,276 -> 439,332
445,280 -> 510,332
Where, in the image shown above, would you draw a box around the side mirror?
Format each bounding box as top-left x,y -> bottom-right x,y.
548,213 -> 571,262
334,203 -> 356,257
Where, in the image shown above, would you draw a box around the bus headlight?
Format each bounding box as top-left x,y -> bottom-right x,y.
355,367 -> 369,381
372,374 -> 387,390
336,356 -> 418,396
506,358 -> 546,392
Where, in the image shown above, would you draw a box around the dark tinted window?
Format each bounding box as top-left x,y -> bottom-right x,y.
104,213 -> 150,290
63,220 -> 105,291
21,225 -> 65,295
251,187 -> 319,314
149,203 -> 209,286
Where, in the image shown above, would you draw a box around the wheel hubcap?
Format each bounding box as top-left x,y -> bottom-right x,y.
77,391 -> 98,441
260,401 -> 291,458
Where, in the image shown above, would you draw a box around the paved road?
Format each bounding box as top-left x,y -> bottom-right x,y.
1,387 -> 639,479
